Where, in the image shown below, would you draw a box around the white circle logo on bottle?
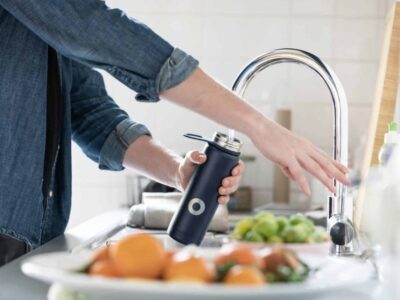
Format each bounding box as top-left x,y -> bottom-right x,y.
188,198 -> 206,216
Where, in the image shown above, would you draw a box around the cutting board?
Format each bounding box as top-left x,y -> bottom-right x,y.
356,1 -> 400,228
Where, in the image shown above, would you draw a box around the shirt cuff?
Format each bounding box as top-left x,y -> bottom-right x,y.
99,119 -> 151,171
135,48 -> 199,102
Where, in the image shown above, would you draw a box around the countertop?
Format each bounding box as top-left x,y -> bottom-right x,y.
0,209 -> 384,300
0,209 -> 127,300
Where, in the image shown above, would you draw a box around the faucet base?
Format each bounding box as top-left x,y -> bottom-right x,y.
330,244 -> 357,256
328,214 -> 363,256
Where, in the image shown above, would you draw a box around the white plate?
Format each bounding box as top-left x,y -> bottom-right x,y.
21,249 -> 375,300
231,240 -> 331,255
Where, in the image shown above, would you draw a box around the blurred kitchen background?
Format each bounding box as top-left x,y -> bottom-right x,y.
69,0 -> 396,227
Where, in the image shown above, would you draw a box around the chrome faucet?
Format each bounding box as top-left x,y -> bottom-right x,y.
231,48 -> 358,256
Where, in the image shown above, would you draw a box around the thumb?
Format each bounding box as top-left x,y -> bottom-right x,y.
185,150 -> 207,166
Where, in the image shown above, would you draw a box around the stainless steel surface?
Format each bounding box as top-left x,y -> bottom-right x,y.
213,131 -> 242,153
231,48 -> 357,256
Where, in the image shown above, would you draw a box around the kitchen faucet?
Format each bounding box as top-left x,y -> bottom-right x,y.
231,48 -> 359,256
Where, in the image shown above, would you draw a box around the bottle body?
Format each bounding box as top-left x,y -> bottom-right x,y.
168,143 -> 240,245
378,143 -> 397,165
379,122 -> 400,165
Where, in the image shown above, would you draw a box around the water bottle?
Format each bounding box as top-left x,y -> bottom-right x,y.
168,132 -> 242,245
378,121 -> 399,165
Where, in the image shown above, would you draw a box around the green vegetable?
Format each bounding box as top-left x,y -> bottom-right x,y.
289,213 -> 309,225
255,211 -> 275,222
287,264 -> 310,282
281,224 -> 308,243
232,211 -> 326,245
253,218 -> 278,239
233,218 -> 254,239
244,230 -> 264,242
276,265 -> 292,281
305,236 -> 315,243
267,235 -> 283,244
287,270 -> 306,282
276,216 -> 289,232
310,226 -> 329,243
275,262 -> 310,283
265,272 -> 277,283
216,261 -> 236,282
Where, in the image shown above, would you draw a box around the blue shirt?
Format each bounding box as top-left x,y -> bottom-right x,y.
0,1 -> 198,249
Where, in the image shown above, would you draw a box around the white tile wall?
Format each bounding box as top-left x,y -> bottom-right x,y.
70,0 -> 393,226
291,18 -> 334,58
333,19 -> 379,60
204,0 -> 291,16
292,0 -> 336,16
334,62 -> 378,103
335,0 -> 379,17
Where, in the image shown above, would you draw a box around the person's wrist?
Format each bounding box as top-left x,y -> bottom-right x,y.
244,110 -> 270,142
171,156 -> 184,191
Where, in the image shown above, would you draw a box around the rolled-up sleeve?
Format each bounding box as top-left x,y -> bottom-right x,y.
136,48 -> 199,102
71,61 -> 151,171
99,119 -> 150,170
0,0 -> 199,101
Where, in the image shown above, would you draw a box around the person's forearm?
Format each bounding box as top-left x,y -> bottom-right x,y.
160,68 -> 268,140
161,67 -> 349,196
123,135 -> 182,189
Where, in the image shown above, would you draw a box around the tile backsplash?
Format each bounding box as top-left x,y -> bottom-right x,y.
69,0 -> 395,227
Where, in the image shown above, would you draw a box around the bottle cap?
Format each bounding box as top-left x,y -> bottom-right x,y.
388,121 -> 398,132
213,132 -> 242,153
384,121 -> 400,144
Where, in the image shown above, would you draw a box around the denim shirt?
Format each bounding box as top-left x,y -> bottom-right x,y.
0,1 -> 198,249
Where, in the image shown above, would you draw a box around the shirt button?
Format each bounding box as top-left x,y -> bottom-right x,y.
49,190 -> 53,198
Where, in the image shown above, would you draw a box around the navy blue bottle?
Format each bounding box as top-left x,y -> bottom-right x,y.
168,132 -> 242,245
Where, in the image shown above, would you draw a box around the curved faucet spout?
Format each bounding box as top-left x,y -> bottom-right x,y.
231,48 -> 353,255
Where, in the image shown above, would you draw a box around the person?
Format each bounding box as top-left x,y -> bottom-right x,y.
0,1 -> 348,266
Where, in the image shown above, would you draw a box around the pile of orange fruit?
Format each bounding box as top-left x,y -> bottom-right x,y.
87,232 -> 307,286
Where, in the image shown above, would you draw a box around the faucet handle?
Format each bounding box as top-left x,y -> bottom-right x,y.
328,215 -> 355,246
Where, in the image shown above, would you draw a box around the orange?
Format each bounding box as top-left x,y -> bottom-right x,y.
215,244 -> 263,268
89,260 -> 120,278
164,252 -> 214,283
92,246 -> 109,262
224,265 -> 265,286
110,233 -> 166,279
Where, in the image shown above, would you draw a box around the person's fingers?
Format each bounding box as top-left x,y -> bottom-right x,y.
231,160 -> 245,176
280,165 -> 295,181
222,175 -> 241,188
320,159 -> 349,185
330,158 -> 349,174
298,154 -> 336,193
219,184 -> 238,195
314,147 -> 349,174
186,150 -> 207,165
288,159 -> 311,196
310,150 -> 349,185
218,195 -> 229,204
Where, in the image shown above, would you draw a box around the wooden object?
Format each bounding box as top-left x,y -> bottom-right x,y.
229,186 -> 252,212
273,109 -> 291,204
356,1 -> 400,228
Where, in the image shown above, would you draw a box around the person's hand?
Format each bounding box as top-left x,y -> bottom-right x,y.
176,151 -> 245,204
251,119 -> 349,195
